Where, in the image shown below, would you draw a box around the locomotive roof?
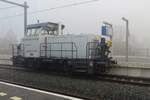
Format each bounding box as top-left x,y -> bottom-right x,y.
27,22 -> 65,30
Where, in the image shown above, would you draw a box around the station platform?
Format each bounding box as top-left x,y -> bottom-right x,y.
117,62 -> 150,69
0,81 -> 82,100
110,62 -> 150,78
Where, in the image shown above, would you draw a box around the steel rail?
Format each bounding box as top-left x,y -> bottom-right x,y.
97,74 -> 150,87
0,64 -> 150,87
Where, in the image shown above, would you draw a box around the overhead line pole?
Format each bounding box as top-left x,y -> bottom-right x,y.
24,1 -> 28,35
0,0 -> 29,36
122,17 -> 129,62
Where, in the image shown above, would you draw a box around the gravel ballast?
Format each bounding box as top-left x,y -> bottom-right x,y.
0,68 -> 149,100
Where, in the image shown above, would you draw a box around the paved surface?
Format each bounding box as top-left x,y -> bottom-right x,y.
0,81 -> 83,100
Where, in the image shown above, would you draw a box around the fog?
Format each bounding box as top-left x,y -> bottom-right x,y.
0,0 -> 150,57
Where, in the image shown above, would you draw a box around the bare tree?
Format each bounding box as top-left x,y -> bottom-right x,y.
0,29 -> 18,55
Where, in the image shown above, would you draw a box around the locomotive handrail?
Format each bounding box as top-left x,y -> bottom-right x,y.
86,42 -> 99,59
12,44 -> 25,57
40,42 -> 78,59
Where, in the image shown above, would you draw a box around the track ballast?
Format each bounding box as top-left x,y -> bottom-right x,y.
0,64 -> 150,87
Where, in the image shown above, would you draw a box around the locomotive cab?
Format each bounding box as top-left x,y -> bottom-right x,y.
26,22 -> 65,36
23,22 -> 65,58
12,22 -> 65,65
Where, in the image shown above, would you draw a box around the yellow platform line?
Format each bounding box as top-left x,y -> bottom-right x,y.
10,96 -> 22,100
0,92 -> 7,96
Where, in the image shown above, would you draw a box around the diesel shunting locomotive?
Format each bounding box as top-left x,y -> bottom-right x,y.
12,22 -> 116,74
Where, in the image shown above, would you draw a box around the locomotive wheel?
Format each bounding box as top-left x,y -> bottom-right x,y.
63,60 -> 74,73
63,61 -> 69,72
13,57 -> 25,67
94,64 -> 107,74
105,61 -> 111,73
88,61 -> 95,74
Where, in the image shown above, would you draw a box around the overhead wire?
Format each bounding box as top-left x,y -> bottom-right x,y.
30,0 -> 99,14
0,0 -> 99,20
0,6 -> 18,10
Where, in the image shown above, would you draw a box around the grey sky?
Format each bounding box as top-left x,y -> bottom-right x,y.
0,0 -> 150,45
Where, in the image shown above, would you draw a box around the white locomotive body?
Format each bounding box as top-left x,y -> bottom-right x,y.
22,36 -> 40,58
12,22 -> 116,74
22,34 -> 100,59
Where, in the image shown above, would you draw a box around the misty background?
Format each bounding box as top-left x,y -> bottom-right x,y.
0,0 -> 150,59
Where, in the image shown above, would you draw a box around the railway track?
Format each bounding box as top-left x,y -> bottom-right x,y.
0,79 -> 89,100
0,64 -> 91,100
0,64 -> 33,72
0,64 -> 150,87
1,58 -> 149,87
97,74 -> 150,87
0,64 -> 150,100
